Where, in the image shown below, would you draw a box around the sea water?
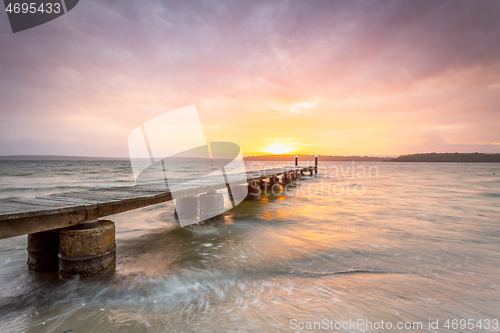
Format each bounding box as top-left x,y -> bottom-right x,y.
0,160 -> 499,332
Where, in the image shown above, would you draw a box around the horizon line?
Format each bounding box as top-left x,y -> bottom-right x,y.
2,152 -> 499,160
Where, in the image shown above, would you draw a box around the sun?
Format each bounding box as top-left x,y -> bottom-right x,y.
264,143 -> 293,155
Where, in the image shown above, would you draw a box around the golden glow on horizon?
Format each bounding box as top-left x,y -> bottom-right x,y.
263,143 -> 294,155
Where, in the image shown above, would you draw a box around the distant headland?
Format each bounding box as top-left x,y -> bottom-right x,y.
388,153 -> 500,163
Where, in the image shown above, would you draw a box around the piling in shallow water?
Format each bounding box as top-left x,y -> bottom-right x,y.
175,196 -> 200,221
281,173 -> 292,185
246,181 -> 261,200
27,229 -> 60,272
58,220 -> 116,278
199,190 -> 225,220
269,176 -> 280,191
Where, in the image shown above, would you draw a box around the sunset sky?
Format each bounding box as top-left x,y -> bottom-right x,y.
0,0 -> 499,157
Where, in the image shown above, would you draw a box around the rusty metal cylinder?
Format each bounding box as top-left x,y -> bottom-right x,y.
199,190 -> 225,220
27,229 -> 60,272
58,220 -> 116,278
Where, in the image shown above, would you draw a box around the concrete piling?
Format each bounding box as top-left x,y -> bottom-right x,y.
231,185 -> 249,200
199,190 -> 225,220
281,173 -> 292,185
58,220 -> 116,278
246,180 -> 261,200
260,180 -> 269,191
269,176 -> 280,191
27,229 -> 60,272
175,196 -> 200,221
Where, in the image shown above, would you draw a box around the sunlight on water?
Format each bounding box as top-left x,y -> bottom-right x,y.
0,160 -> 499,332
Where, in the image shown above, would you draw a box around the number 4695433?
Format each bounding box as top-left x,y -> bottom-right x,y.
5,2 -> 61,14
444,319 -> 499,330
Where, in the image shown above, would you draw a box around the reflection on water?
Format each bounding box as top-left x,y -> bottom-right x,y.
0,161 -> 499,332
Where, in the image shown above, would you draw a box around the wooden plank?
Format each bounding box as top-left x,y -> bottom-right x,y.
14,197 -> 97,207
85,192 -> 173,220
0,208 -> 87,239
0,202 -> 74,219
52,191 -> 148,202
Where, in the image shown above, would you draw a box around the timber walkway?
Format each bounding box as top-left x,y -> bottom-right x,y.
0,165 -> 315,239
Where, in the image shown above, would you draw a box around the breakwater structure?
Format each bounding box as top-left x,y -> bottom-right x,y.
0,156 -> 318,278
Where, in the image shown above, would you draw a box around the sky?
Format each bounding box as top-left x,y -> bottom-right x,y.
0,0 -> 499,157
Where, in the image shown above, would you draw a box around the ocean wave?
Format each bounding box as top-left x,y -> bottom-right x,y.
298,269 -> 403,276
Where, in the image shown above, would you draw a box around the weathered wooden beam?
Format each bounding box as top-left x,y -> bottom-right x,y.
0,209 -> 87,239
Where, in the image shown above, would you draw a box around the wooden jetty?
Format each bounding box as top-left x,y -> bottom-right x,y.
0,157 -> 318,278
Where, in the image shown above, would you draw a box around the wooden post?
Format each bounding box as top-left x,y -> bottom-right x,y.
315,155 -> 318,174
295,155 -> 298,166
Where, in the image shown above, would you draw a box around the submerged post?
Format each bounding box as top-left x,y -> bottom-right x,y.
295,155 -> 298,166
315,155 -> 318,174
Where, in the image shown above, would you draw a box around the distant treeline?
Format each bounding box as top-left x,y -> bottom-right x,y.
243,154 -> 391,162
389,153 -> 500,163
